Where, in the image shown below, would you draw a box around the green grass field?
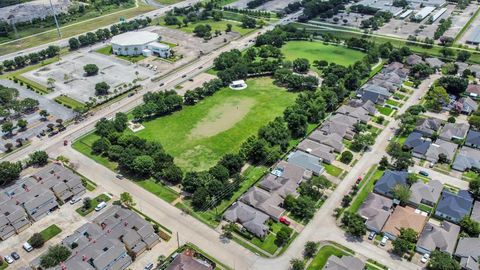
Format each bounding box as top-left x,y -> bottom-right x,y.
323,163 -> 344,178
281,41 -> 366,73
307,245 -> 348,270
132,77 -> 297,171
54,95 -> 86,110
40,224 -> 62,242
348,167 -> 384,213
160,18 -> 254,36
95,45 -> 146,62
136,179 -> 179,203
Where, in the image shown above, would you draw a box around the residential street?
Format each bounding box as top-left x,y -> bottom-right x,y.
412,165 -> 469,190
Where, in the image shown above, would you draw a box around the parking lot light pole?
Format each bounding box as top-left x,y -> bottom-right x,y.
49,0 -> 62,38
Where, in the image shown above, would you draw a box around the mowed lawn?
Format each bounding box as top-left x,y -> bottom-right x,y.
161,18 -> 253,36
134,77 -> 297,171
281,41 -> 365,73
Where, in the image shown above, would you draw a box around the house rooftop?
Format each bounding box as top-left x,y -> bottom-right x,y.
455,237 -> 480,270
452,147 -> 480,172
166,250 -> 213,270
382,206 -> 428,238
358,193 -> 392,232
286,150 -> 325,175
414,118 -> 442,137
373,170 -> 408,198
439,123 -> 470,141
416,221 -> 460,254
466,130 -> 480,147
323,255 -> 365,270
436,190 -> 474,221
409,180 -> 443,206
425,139 -> 458,162
223,202 -> 269,238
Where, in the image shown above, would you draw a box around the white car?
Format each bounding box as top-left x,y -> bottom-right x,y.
23,242 -> 33,252
3,255 -> 13,264
421,253 -> 430,263
95,201 -> 107,211
70,197 -> 81,205
380,236 -> 388,246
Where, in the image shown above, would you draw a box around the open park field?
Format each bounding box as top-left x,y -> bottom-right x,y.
73,77 -> 297,171
160,18 -> 254,36
281,41 -> 366,70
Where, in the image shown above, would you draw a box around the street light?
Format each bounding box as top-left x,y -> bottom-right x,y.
49,0 -> 62,38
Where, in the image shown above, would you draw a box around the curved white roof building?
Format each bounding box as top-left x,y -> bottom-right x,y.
111,31 -> 160,56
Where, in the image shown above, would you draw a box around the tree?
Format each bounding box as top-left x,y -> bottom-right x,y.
290,258 -> 305,270
120,192 -> 135,207
392,228 -> 418,255
340,151 -> 353,164
438,153 -> 448,164
226,23 -> 232,32
40,245 -> 72,268
457,50 -> 471,62
219,154 -> 244,176
132,155 -> 155,176
437,76 -> 468,95
4,143 -> 13,152
275,226 -> 292,246
341,212 -> 367,237
83,197 -> 92,210
241,16 -> 256,29
92,137 -> 111,154
113,112 -> 128,132
379,156 -> 390,170
1,121 -> 14,135
17,119 -> 27,130
0,161 -> 22,186
293,58 -> 310,73
303,241 -> 318,259
28,233 -> 45,248
351,133 -> 375,151
425,86 -> 450,112
427,250 -> 460,270
83,64 -> 99,76
69,37 -> 80,50
160,164 -> 183,184
95,82 -> 110,96
469,178 -> 480,200
459,216 -> 480,237
392,184 -> 411,205
392,237 -> 411,255
39,110 -> 49,120
47,77 -> 56,91
29,151 -> 49,166
284,107 -> 308,138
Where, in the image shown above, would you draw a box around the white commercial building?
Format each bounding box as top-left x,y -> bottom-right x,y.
414,6 -> 436,21
111,31 -> 170,58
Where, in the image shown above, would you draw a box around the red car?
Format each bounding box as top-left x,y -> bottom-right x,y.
279,216 -> 291,226
63,140 -> 68,146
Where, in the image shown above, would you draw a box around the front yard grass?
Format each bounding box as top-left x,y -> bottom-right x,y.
136,179 -> 179,203
463,170 -> 480,181
386,99 -> 402,107
75,194 -> 111,217
393,92 -> 407,101
307,245 -> 348,270
54,95 -> 86,110
323,163 -> 344,178
348,166 -> 384,213
95,45 -> 146,63
375,105 -> 394,116
40,224 -> 62,242
418,203 -> 433,213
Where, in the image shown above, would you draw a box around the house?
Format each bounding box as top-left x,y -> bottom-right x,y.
466,84 -> 480,99
403,132 -> 432,159
409,180 -> 443,206
414,118 -> 443,137
308,131 -> 344,153
358,193 -> 393,233
323,255 -> 365,270
287,151 -> 325,175
471,201 -> 480,223
425,139 -> 458,163
320,120 -> 355,140
466,130 -> 480,149
271,160 -> 311,182
439,123 -> 470,142
223,202 -> 269,238
382,62 -> 409,79
425,57 -> 445,69
357,84 -> 392,104
348,99 -> 377,115
454,237 -> 480,270
435,190 -> 474,223
470,64 -> 480,79
297,139 -> 336,164
416,221 -> 460,255
406,54 -> 424,66
455,62 -> 469,75
166,250 -> 214,270
373,170 -> 408,198
336,100 -> 374,123
452,147 -> 480,172
33,163 -> 86,203
240,187 -> 285,220
455,97 -> 479,115
382,206 -> 428,240
0,195 -> 31,240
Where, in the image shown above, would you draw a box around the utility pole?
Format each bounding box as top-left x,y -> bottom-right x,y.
7,15 -> 18,39
49,0 -> 62,38
176,232 -> 180,248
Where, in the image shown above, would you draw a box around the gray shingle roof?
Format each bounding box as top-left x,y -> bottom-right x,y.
286,151 -> 325,175
416,221 -> 460,254
297,139 -> 335,164
414,118 -> 443,137
435,190 -> 474,222
323,255 -> 365,270
425,139 -> 458,163
452,147 -> 480,172
455,237 -> 480,270
466,130 -> 480,148
358,193 -> 392,232
308,130 -> 344,153
373,170 -> 408,198
403,132 -> 432,156
471,201 -> 480,223
223,201 -> 269,238
439,123 -> 470,141
409,180 -> 443,206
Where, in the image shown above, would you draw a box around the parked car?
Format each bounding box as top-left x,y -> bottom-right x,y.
388,136 -> 393,141
421,253 -> 430,263
368,231 -> 376,240
279,216 -> 291,226
116,174 -> 124,180
10,252 -> 19,260
159,83 -> 165,87
198,66 -> 203,69
95,201 -> 107,211
144,262 -> 154,270
70,197 -> 81,205
181,74 -> 187,78
380,236 -> 388,246
3,255 -> 13,264
63,140 -> 68,146
23,242 -> 33,252
419,171 -> 429,177
128,92 -> 135,97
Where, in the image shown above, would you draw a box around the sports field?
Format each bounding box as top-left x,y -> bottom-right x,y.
74,77 -> 297,171
281,41 -> 366,72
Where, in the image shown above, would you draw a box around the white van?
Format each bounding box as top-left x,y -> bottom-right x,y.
95,201 -> 107,211
23,242 -> 33,252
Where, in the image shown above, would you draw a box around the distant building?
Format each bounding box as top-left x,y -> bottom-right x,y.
111,31 -> 170,58
467,26 -> 480,45
414,6 -> 436,21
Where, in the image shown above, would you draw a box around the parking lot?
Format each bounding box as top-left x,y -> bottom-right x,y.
226,0 -> 295,12
323,11 -> 373,28
23,50 -> 155,104
453,3 -> 480,46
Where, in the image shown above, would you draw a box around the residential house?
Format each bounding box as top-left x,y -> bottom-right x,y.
373,170 -> 408,198
414,118 -> 443,137
358,193 -> 393,233
323,255 -> 365,270
320,120 -> 355,140
466,84 -> 480,99
435,190 -> 474,223
409,180 -> 443,207
287,151 -> 325,175
348,99 -> 377,115
439,123 -> 470,142
403,132 -> 432,159
0,195 -> 31,240
425,57 -> 445,69
452,147 -> 480,172
308,131 -> 344,153
416,221 -> 460,255
455,62 -> 469,75
93,205 -> 160,256
336,104 -> 371,123
470,64 -> 480,79
240,187 -> 285,220
406,54 -> 424,66
269,160 -> 312,183
33,163 -> 86,203
454,237 -> 480,270
382,206 -> 428,240
466,130 -> 480,149
455,97 -> 479,115
370,73 -> 404,92
166,250 -> 214,270
471,201 -> 480,223
297,139 -> 336,164
223,202 -> 269,238
425,139 -> 458,163
357,84 -> 392,104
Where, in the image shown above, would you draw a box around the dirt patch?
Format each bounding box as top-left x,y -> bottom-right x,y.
176,73 -> 217,95
188,97 -> 255,139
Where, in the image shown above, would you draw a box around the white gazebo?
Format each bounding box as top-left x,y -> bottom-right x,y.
229,80 -> 247,90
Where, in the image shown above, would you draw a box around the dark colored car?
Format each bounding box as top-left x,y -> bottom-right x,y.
419,171 -> 429,177
11,252 -> 20,260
